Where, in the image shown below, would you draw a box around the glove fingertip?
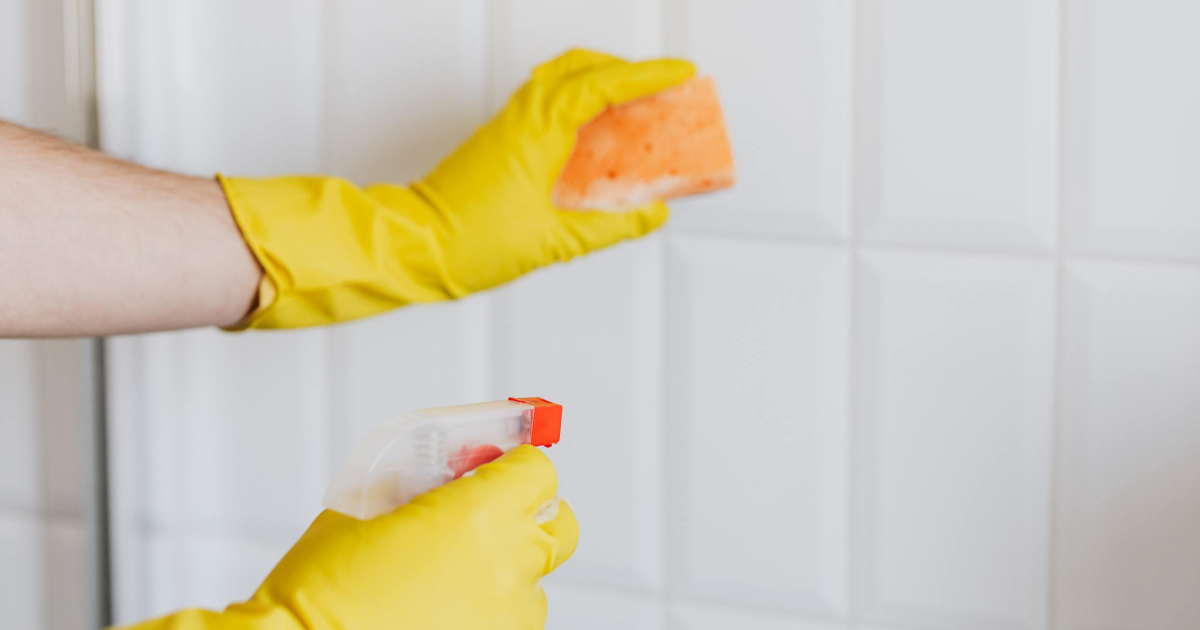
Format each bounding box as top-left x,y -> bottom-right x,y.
554,201 -> 670,256
608,57 -> 697,105
552,57 -> 697,133
630,200 -> 671,236
533,48 -> 626,84
644,57 -> 697,84
540,499 -> 580,573
475,445 -> 561,506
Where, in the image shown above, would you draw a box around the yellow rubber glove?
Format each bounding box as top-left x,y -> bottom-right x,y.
219,49 -> 695,329
116,446 -> 577,630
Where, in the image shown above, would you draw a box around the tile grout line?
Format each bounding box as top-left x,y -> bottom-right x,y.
0,503 -> 91,522
556,576 -> 848,626
846,0 -> 865,626
318,0 -> 341,505
1046,1 -> 1072,628
659,1 -> 676,627
482,0 -> 501,403
670,226 -> 1200,271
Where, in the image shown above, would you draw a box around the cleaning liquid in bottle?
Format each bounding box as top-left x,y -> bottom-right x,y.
323,397 -> 562,520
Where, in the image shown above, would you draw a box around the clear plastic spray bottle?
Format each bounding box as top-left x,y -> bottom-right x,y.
323,397 -> 562,520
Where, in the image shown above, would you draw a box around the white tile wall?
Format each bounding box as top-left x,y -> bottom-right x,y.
328,299 -> 491,464
0,514 -> 49,630
171,0 -> 324,176
0,0 -> 93,140
108,330 -> 328,543
95,2 -> 1200,630
855,251 -> 1055,630
665,0 -> 853,239
856,0 -> 1058,252
157,329 -> 329,534
1063,0 -> 1200,262
668,237 -> 849,617
1057,261 -> 1200,629
324,0 -> 486,184
0,0 -> 30,123
490,0 -> 664,101
43,519 -> 91,630
0,342 -> 39,508
670,601 -> 842,630
546,583 -> 663,630
143,530 -> 290,619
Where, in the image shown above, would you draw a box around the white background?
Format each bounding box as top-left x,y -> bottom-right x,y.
4,1 -> 1200,629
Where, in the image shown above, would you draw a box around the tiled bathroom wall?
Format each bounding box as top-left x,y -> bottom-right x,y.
97,2 -> 1200,629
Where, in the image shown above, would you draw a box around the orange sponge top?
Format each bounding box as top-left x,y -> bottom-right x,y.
554,76 -> 735,211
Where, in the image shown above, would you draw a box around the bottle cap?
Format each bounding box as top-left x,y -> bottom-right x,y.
509,397 -> 562,447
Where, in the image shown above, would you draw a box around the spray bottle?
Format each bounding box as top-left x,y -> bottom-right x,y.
322,397 -> 562,520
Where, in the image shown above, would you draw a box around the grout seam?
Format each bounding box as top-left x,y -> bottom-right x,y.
1046,1 -> 1072,628
847,0 -> 865,626
671,226 -> 1200,271
660,1 -> 676,625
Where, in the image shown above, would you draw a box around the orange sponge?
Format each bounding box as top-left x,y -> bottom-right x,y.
554,76 -> 735,211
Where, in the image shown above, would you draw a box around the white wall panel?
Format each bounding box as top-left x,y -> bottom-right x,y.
489,0 -> 663,102
155,329 -> 329,534
0,0 -> 30,123
1057,261 -> 1200,629
325,0 -> 485,184
109,334 -> 170,622
855,251 -> 1054,630
328,300 -> 491,465
32,341 -> 90,515
2,338 -> 92,520
545,583 -> 663,630
143,530 -> 290,619
857,0 -> 1058,252
170,0 -> 324,175
0,514 -> 45,630
110,331 -> 328,538
670,601 -> 840,630
44,519 -> 89,630
668,238 -> 849,616
0,514 -> 87,630
0,342 -> 39,508
494,238 -> 664,590
1063,1 -> 1200,262
98,0 -> 324,175
666,0 -> 852,239
0,0 -> 92,139
0,341 -> 86,515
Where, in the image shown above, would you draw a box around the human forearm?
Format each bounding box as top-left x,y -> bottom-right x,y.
0,121 -> 261,336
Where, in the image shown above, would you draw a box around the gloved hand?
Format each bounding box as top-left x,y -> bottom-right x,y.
219,49 -> 695,329
118,446 -> 578,630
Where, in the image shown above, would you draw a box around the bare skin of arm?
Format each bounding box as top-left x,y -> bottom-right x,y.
0,121 -> 262,337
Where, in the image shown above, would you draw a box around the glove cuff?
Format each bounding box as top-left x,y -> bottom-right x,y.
216,174 -> 456,330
